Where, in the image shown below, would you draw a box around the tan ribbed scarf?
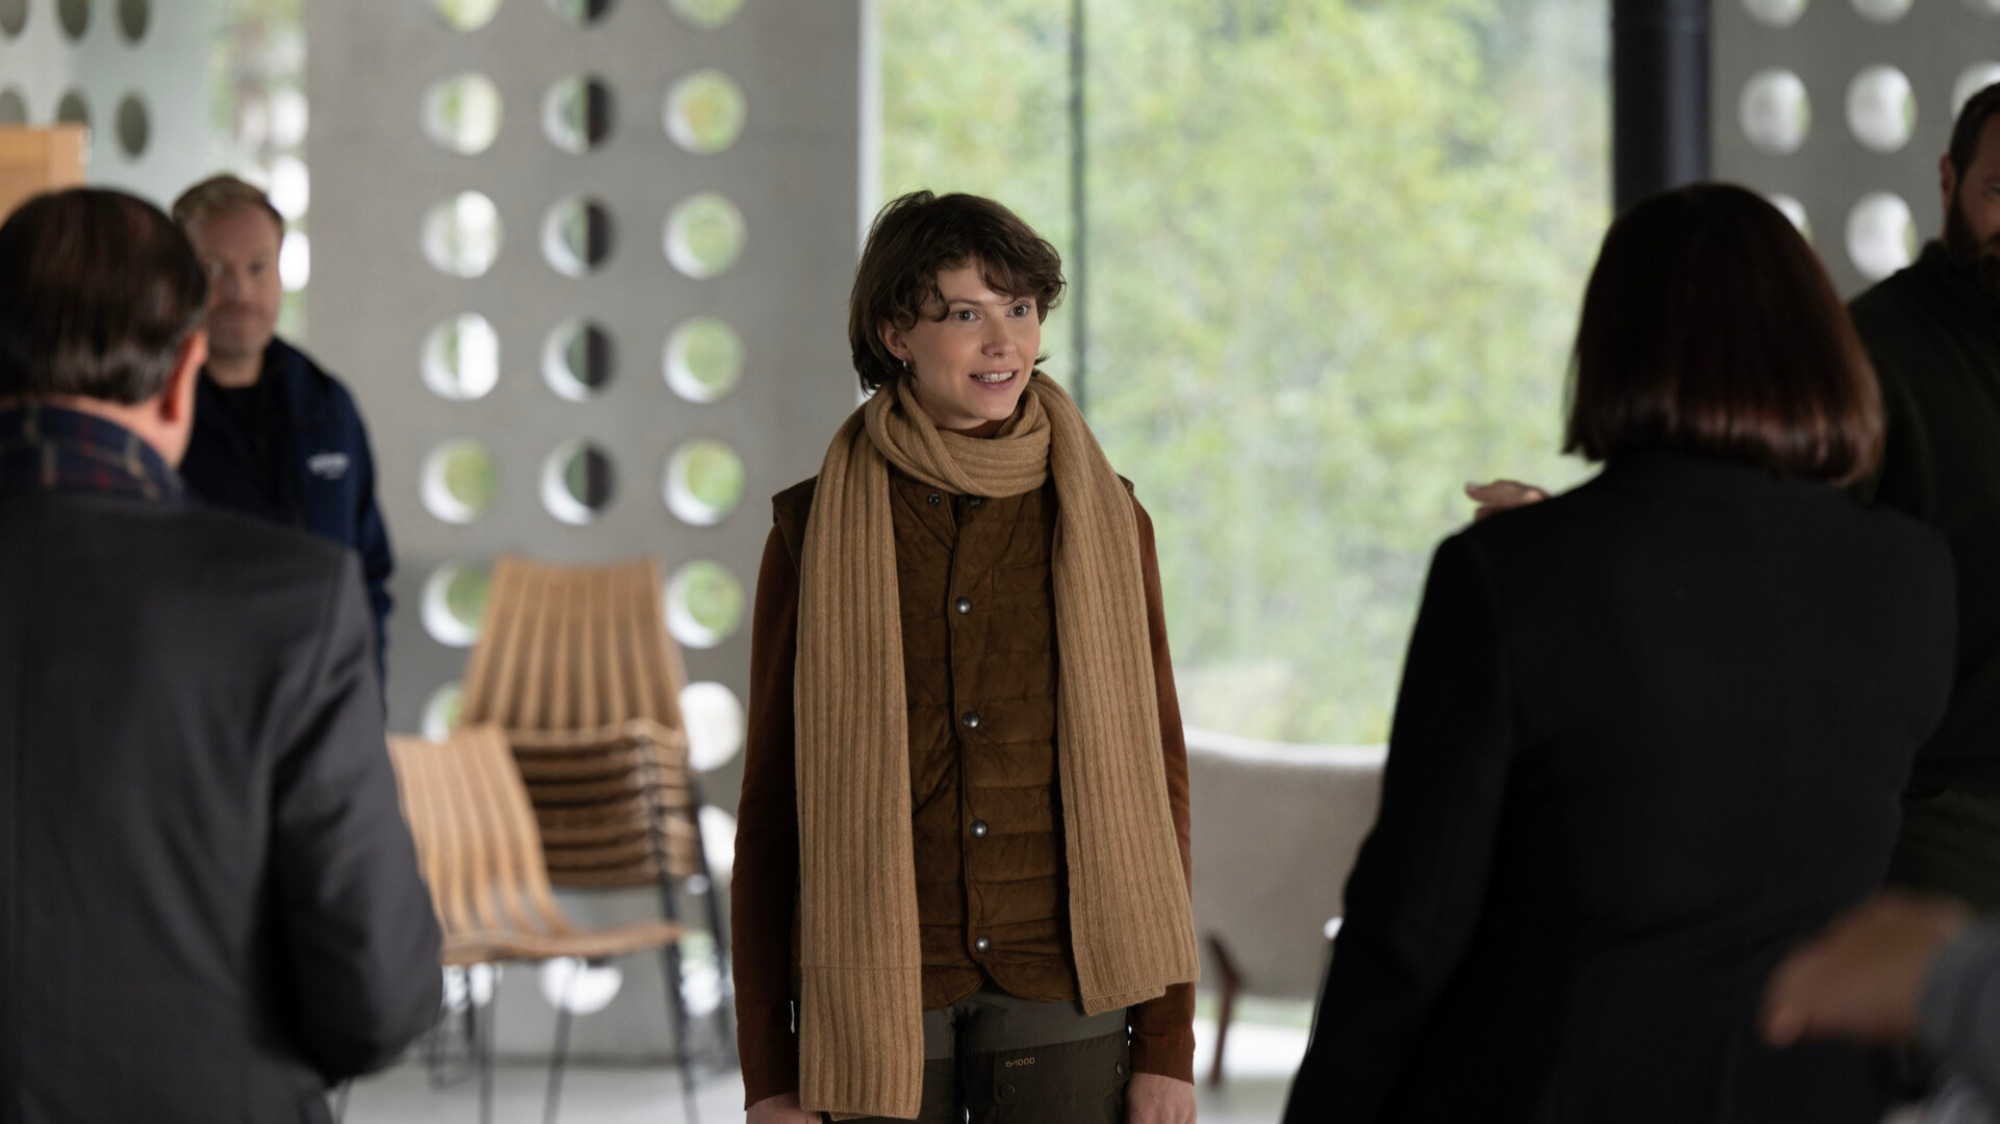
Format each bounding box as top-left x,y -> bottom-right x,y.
793,372 -> 1199,1119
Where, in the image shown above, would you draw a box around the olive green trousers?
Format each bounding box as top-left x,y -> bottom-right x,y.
833,986 -> 1132,1124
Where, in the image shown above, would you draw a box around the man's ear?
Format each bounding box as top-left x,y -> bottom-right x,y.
878,320 -> 912,365
161,330 -> 207,426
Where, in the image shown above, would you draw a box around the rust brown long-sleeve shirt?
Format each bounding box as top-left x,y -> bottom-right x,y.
731,475 -> 1196,1108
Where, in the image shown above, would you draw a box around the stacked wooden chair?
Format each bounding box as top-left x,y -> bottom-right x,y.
387,726 -> 687,1124
453,556 -> 732,1114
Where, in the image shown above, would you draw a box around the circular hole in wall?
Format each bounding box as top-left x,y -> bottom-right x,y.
422,562 -> 492,647
115,95 -> 147,157
1846,65 -> 1915,153
541,196 -> 613,278
548,0 -> 613,24
117,0 -> 145,40
268,87 -> 309,149
269,155 -> 310,220
57,0 -> 87,40
1768,194 -> 1812,242
422,682 -> 464,742
1850,0 -> 1910,20
665,561 -> 743,648
0,89 -> 26,125
1740,69 -> 1810,156
423,314 -> 501,401
665,69 -> 746,154
1956,64 -> 2000,117
422,440 -> 499,524
664,439 -> 745,526
435,0 -> 503,31
279,230 -> 311,291
56,90 -> 90,131
542,75 -> 613,154
667,0 -> 743,28
424,73 -> 504,156
540,439 -> 615,525
423,191 -> 503,278
1846,192 -> 1917,281
697,805 -> 736,885
541,319 -> 613,401
538,958 -> 624,1015
0,0 -> 24,37
681,681 -> 746,771
1742,0 -> 1807,26
234,98 -> 269,149
664,192 -> 745,278
664,317 -> 743,403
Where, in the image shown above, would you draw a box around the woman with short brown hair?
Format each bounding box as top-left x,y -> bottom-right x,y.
733,191 -> 1200,1124
1285,184 -> 1958,1123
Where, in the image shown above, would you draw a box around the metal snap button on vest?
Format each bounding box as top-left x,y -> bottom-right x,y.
998,1082 -> 1016,1100
1115,1061 -> 1128,1077
961,710 -> 981,729
954,596 -> 972,614
971,820 -> 989,838
969,496 -> 984,507
974,935 -> 992,953
927,492 -> 941,506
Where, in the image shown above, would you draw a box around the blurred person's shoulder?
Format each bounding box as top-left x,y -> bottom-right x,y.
1849,245 -> 1969,375
268,335 -> 370,426
772,476 -> 819,562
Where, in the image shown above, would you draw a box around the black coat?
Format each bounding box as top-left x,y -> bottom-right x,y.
1851,243 -> 2000,792
179,337 -> 394,676
1284,452 -> 1956,1123
0,488 -> 441,1122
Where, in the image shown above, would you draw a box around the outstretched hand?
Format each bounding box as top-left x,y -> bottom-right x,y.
1465,479 -> 1548,522
1761,891 -> 1972,1048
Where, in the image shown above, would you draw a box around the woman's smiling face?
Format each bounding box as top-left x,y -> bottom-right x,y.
879,258 -> 1041,431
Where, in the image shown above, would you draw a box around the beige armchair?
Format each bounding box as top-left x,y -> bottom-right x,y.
1186,728 -> 1385,1086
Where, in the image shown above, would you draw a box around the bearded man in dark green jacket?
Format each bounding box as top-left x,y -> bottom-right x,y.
1851,82 -> 2000,912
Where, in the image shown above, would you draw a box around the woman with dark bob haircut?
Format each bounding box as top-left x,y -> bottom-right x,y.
732,191 -> 1201,1124
1284,184 -> 1958,1123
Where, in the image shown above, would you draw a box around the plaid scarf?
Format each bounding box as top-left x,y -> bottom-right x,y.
0,405 -> 182,502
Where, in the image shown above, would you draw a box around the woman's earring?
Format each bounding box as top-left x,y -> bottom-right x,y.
901,358 -> 911,371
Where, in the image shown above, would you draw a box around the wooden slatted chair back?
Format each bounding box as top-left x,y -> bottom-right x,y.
512,725 -> 700,888
387,726 -> 573,952
459,557 -> 688,736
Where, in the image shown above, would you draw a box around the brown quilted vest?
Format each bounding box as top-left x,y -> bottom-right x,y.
775,467 -> 1080,1008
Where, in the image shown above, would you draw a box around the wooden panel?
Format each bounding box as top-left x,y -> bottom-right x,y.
0,126 -> 86,221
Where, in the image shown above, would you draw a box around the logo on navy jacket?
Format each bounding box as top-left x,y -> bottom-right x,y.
307,451 -> 351,481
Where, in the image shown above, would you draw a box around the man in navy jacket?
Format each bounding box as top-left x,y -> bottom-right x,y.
172,175 -> 393,674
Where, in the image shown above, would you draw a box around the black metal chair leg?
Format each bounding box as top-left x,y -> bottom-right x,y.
476,994 -> 495,1124
543,988 -> 575,1124
658,943 -> 699,1124
686,776 -> 736,1066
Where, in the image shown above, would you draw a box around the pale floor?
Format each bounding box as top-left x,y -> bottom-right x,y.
341,1017 -> 1309,1124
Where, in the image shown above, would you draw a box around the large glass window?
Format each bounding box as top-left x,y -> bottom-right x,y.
880,0 -> 1609,744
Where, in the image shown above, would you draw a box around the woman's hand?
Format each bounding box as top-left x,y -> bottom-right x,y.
747,1092 -> 820,1124
1761,891 -> 1972,1047
1127,1072 -> 1196,1124
1465,479 -> 1548,522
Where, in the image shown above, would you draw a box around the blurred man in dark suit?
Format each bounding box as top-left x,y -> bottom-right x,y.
1847,83 -> 2000,912
0,187 -> 440,1123
172,174 -> 394,678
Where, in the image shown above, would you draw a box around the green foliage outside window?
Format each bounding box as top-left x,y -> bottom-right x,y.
879,0 -> 1608,744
